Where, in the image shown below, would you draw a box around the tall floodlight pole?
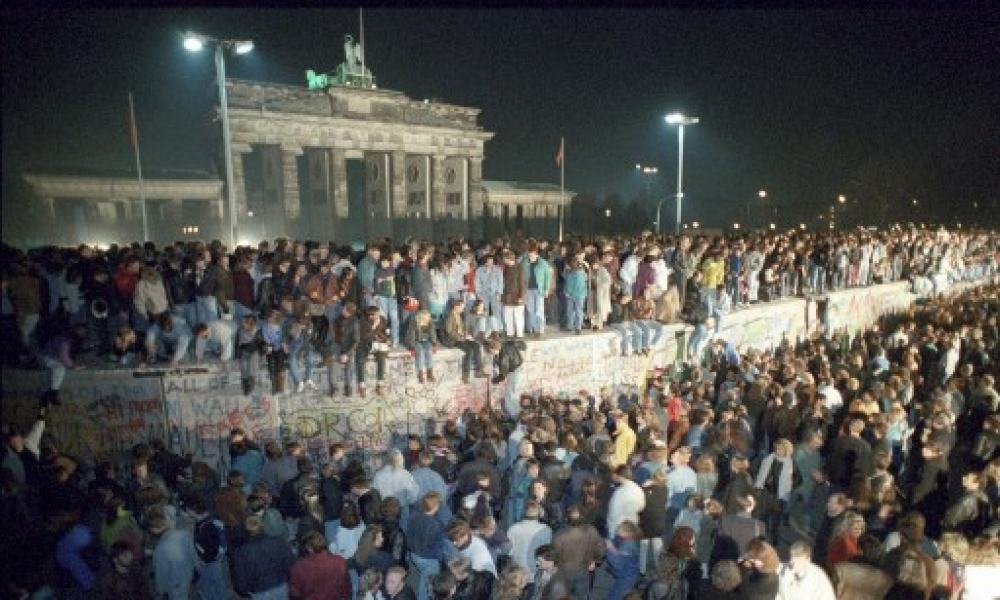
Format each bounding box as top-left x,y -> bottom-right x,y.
665,113 -> 699,234
635,163 -> 659,232
184,32 -> 254,248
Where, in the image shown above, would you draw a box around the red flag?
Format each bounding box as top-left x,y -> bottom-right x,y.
555,138 -> 564,168
127,93 -> 139,152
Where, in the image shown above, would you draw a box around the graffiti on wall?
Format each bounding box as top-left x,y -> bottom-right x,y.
825,282 -> 914,334
0,371 -> 165,465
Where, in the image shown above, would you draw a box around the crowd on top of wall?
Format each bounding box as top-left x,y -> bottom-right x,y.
1,225 -> 997,407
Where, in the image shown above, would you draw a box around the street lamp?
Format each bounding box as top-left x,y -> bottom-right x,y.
184,32 -> 254,249
748,189 -> 767,230
635,163 -> 660,232
664,112 -> 699,234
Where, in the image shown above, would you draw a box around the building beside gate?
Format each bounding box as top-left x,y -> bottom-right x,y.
18,69 -> 573,246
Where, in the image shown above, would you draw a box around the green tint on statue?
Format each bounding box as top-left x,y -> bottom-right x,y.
306,34 -> 375,90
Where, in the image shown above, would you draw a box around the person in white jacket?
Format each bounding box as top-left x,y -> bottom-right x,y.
507,501 -> 552,581
777,541 -> 835,600
619,251 -> 641,297
447,520 -> 498,577
650,253 -> 673,300
606,465 -> 645,538
134,266 -> 171,329
373,449 -> 421,525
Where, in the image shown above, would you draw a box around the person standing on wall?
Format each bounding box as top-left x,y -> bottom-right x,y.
475,253 -> 504,337
521,242 -> 552,339
501,250 -> 527,340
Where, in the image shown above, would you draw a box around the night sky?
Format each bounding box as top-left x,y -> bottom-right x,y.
3,7 -> 999,232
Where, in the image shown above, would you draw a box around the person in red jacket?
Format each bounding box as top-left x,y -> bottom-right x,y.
115,256 -> 141,304
289,531 -> 351,600
825,511 -> 865,571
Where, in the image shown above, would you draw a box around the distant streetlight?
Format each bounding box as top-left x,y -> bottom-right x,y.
733,223 -> 741,230
748,189 -> 768,229
692,220 -> 701,229
769,223 -> 776,230
184,31 -> 254,248
636,162 -> 661,232
799,223 -> 807,230
605,209 -> 612,218
664,112 -> 699,234
912,198 -> 919,206
838,194 -> 847,204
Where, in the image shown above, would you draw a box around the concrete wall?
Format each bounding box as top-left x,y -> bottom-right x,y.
0,281 -> 939,475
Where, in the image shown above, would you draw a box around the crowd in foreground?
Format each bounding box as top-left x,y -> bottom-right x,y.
1,226 -> 997,404
2,262 -> 1000,598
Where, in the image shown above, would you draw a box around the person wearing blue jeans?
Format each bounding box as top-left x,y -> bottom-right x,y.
405,309 -> 438,383
286,316 -> 315,393
521,247 -> 552,338
375,256 -> 400,347
193,319 -> 236,363
563,258 -> 588,334
612,320 -> 641,356
334,302 -> 359,396
474,255 -> 504,336
145,313 -> 193,367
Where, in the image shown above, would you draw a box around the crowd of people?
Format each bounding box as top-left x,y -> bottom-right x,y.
1,225 -> 996,404
1,222 -> 1000,599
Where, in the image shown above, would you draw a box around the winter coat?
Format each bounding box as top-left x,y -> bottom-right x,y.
373,466 -> 421,510
493,340 -> 526,384
607,479 -> 645,535
551,523 -> 606,572
475,265 -> 504,300
231,533 -> 296,596
521,257 -> 553,295
638,483 -> 668,538
411,264 -> 432,309
404,317 -> 438,348
134,275 -> 170,320
564,268 -> 588,300
501,263 -> 528,305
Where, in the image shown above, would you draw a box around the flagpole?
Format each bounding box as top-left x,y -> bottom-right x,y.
559,136 -> 565,243
129,92 -> 149,242
359,7 -> 366,86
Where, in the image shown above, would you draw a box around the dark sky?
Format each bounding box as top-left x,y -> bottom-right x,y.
3,7 -> 999,228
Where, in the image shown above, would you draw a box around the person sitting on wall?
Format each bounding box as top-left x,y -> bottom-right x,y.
441,301 -> 487,385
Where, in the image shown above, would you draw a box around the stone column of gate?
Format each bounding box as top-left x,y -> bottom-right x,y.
230,145 -> 250,222
391,150 -> 407,239
281,145 -> 303,232
431,155 -> 447,238
468,157 -> 484,239
42,197 -> 56,220
329,148 -> 349,223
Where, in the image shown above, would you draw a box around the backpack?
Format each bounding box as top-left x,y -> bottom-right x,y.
194,517 -> 224,563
